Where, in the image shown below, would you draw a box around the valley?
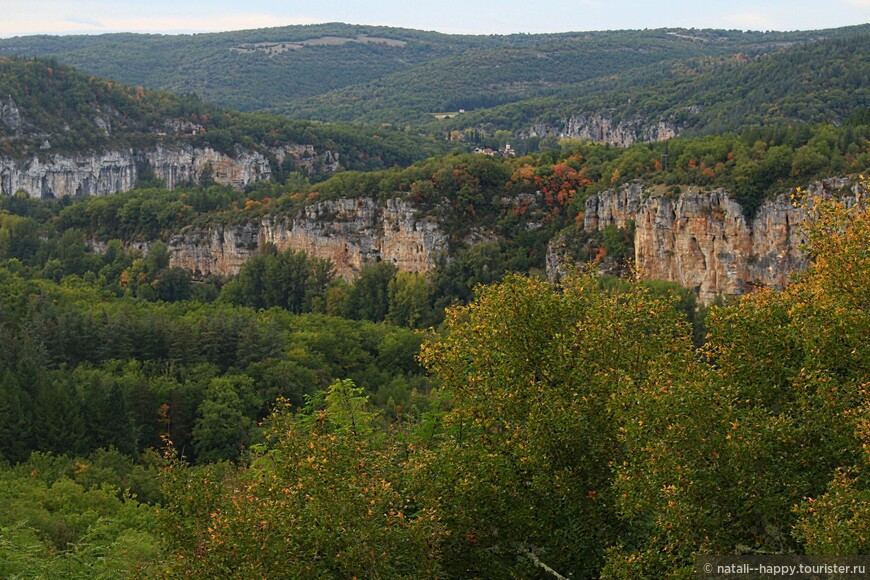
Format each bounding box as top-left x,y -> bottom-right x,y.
0,19 -> 869,579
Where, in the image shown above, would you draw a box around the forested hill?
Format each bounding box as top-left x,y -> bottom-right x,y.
0,23 -> 477,111
272,26 -> 845,126
0,57 -> 446,170
443,29 -> 870,140
0,23 -> 860,124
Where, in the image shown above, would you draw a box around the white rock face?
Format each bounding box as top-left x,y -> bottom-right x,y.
0,96 -> 23,134
142,145 -> 272,191
629,189 -> 807,303
0,150 -> 139,197
555,180 -> 857,303
525,113 -> 678,147
0,144 -> 340,198
169,197 -> 448,281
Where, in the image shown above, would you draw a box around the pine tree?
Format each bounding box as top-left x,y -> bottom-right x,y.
0,371 -> 33,462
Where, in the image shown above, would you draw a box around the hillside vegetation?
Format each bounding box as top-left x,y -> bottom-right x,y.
446,30 -> 870,139
0,24 -> 465,112
2,23 -> 866,135
1,186 -> 867,577
0,57 -> 446,170
274,27 -> 830,125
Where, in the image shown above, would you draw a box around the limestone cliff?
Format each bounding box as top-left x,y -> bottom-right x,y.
569,180 -> 856,303
169,198 -> 447,280
629,189 -> 806,303
0,144 -> 339,198
1,150 -> 139,197
143,145 -> 272,191
525,113 -> 678,147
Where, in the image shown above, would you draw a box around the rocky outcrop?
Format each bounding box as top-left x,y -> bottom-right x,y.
142,145 -> 272,191
169,197 -> 448,280
0,150 -> 139,197
270,144 -> 341,175
562,179 -> 857,303
525,113 -> 678,147
0,96 -> 23,135
0,144 -> 340,198
582,181 -> 643,231
630,190 -> 806,303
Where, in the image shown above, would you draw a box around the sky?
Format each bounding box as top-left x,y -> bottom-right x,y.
2,0 -> 869,38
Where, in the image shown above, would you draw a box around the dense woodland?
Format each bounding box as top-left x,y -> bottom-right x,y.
4,36 -> 870,182
444,31 -> 870,140
0,24 -> 840,114
1,186 -> 867,577
0,24 -> 469,112
2,116 -> 870,575
279,29 -> 870,134
1,26 -> 870,577
2,24 -> 869,137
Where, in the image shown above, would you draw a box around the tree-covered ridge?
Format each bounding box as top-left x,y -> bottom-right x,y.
0,23 -> 467,112
3,26 -> 868,182
0,57 -> 446,170
439,29 -> 870,139
0,23 -> 859,120
274,27 -> 826,125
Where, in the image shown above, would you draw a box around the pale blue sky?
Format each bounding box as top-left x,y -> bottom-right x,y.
3,0 -> 869,37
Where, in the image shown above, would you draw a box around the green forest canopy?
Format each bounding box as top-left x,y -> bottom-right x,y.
0,23 -> 847,114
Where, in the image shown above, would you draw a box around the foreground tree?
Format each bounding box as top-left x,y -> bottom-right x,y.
162,379 -> 444,577
789,189 -> 870,556
416,273 -> 693,578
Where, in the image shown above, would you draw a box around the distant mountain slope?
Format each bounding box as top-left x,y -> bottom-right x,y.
0,23 -> 851,122
443,29 -> 870,142
275,27 -> 840,126
0,23 -> 477,112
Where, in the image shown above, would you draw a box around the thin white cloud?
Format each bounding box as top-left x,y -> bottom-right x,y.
63,16 -> 105,28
